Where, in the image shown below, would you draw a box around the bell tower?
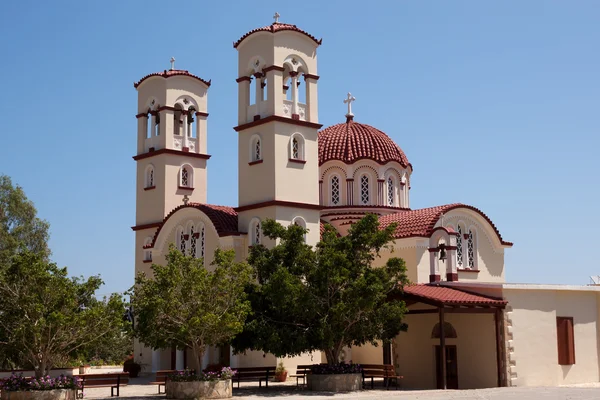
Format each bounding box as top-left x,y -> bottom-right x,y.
132,59 -> 211,270
234,15 -> 323,247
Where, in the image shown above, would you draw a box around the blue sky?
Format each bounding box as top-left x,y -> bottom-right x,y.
0,1 -> 598,295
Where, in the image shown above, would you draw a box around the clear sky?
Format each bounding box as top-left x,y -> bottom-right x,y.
0,1 -> 598,296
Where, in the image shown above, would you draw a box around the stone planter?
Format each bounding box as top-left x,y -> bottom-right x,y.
307,373 -> 362,392
166,380 -> 232,399
1,390 -> 77,400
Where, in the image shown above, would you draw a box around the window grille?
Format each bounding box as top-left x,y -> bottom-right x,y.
331,176 -> 340,205
456,226 -> 463,268
254,139 -> 261,161
467,230 -> 475,268
387,177 -> 394,206
179,229 -> 186,254
190,226 -> 197,257
292,138 -> 299,159
360,175 -> 369,205
181,168 -> 189,187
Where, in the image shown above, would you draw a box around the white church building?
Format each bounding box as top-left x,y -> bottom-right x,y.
132,17 -> 600,389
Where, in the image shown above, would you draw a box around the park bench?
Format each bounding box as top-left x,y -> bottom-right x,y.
74,372 -> 129,398
289,364 -> 312,386
232,366 -> 274,388
361,364 -> 402,389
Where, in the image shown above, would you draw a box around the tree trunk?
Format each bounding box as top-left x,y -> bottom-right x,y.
192,344 -> 205,376
325,349 -> 337,365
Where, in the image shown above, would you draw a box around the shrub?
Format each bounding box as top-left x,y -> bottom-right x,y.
1,373 -> 81,392
168,367 -> 236,382
310,362 -> 363,375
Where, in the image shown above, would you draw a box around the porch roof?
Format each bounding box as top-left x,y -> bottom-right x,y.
403,284 -> 507,308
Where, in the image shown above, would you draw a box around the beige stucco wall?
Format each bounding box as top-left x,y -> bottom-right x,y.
395,309 -> 497,389
373,244 -> 420,284
504,287 -> 600,386
351,342 -> 384,365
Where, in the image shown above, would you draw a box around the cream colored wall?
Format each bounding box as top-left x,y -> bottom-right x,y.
238,129 -> 276,207
373,243 -> 419,284
504,288 -> 600,386
231,350 -> 277,369
351,342 -> 383,365
395,311 -> 497,389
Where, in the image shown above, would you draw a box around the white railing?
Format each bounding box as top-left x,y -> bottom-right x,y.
144,136 -> 159,153
282,100 -> 306,121
172,136 -> 197,152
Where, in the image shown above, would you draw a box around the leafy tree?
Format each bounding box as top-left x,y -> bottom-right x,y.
0,175 -> 50,268
232,214 -> 410,364
0,250 -> 129,377
130,245 -> 253,375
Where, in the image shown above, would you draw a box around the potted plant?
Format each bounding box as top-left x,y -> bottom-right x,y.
166,367 -> 236,399
274,361 -> 287,382
1,373 -> 81,400
123,356 -> 142,378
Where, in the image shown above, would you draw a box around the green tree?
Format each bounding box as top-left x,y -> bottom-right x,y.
0,175 -> 50,268
0,250 -> 128,377
232,214 -> 410,364
130,246 -> 253,375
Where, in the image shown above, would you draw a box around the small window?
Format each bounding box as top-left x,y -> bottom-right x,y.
181,168 -> 189,187
467,229 -> 476,269
456,225 -> 464,268
360,175 -> 370,205
557,317 -> 575,365
331,176 -> 340,206
290,134 -> 304,160
200,225 -> 205,259
145,165 -> 155,188
179,166 -> 193,188
250,136 -> 262,162
387,177 -> 394,206
250,219 -> 261,245
143,237 -> 152,261
177,227 -> 187,254
190,226 -> 197,257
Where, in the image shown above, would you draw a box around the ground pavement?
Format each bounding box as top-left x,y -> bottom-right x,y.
82,374 -> 600,400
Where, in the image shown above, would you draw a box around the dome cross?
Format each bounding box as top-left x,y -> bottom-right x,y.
273,12 -> 280,24
344,92 -> 356,119
170,57 -> 175,70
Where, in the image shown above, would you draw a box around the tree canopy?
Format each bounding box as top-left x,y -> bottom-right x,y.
0,175 -> 50,268
0,250 -> 129,377
232,214 -> 409,364
130,246 -> 253,374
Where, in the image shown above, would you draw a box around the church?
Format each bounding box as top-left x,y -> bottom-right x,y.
132,16 -> 600,389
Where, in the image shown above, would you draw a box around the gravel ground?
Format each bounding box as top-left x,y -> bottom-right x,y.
81,375 -> 600,400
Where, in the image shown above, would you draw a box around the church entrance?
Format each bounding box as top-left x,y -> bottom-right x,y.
435,345 -> 458,389
218,344 -> 231,367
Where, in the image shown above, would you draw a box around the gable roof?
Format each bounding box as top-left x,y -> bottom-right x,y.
147,203 -> 238,249
379,203 -> 512,246
403,284 -> 507,307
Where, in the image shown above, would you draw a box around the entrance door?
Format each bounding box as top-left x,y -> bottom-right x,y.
435,345 -> 458,389
218,344 -> 231,367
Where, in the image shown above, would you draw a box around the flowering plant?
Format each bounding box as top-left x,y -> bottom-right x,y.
310,362 -> 363,375
1,373 -> 81,391
168,367 -> 237,382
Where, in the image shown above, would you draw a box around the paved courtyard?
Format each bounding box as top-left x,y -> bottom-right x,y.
83,375 -> 600,400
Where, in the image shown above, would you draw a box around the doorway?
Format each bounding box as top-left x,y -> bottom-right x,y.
218,344 -> 231,367
435,345 -> 458,389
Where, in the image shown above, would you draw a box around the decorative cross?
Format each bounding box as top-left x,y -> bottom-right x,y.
273,12 -> 280,23
170,57 -> 175,70
182,194 -> 189,205
343,92 -> 356,117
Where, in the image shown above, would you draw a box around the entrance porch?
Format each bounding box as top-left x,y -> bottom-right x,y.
393,284 -> 507,390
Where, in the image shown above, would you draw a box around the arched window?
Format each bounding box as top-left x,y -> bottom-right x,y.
330,175 -> 340,206
143,237 -> 152,261
250,136 -> 262,162
179,165 -> 193,188
292,217 -> 307,242
387,177 -> 394,206
154,110 -> 160,136
431,322 -> 457,339
199,225 -> 205,259
250,219 -> 261,245
146,109 -> 152,139
176,226 -> 186,254
290,134 -> 305,160
456,225 -> 464,268
174,105 -> 183,136
467,229 -> 476,269
190,225 -> 197,257
145,165 -> 155,188
187,107 -> 196,138
360,175 -> 370,205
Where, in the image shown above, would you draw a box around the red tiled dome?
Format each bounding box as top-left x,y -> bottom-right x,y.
134,69 -> 211,89
318,119 -> 411,168
234,23 -> 322,49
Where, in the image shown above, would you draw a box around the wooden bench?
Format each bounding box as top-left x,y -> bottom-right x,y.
232,367 -> 274,388
289,364 -> 313,386
74,373 -> 129,398
361,364 -> 402,390
149,370 -> 176,394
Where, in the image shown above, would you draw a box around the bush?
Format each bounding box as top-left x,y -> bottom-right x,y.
1,373 -> 81,392
310,362 -> 363,375
168,367 -> 236,382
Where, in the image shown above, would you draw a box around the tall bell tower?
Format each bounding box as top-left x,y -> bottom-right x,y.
132,59 -> 211,272
234,15 -> 323,248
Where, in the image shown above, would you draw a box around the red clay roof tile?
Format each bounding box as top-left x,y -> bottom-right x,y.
379,204 -> 512,246
134,69 -> 211,89
318,120 -> 411,167
234,23 -> 322,49
403,284 -> 507,307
